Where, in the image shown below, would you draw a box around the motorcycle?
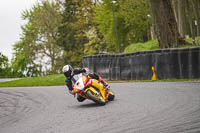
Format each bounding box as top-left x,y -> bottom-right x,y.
71,73 -> 115,105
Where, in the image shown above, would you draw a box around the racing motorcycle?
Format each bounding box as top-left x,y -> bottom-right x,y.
72,73 -> 115,105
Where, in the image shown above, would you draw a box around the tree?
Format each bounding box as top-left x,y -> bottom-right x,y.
57,0 -> 90,66
192,0 -> 200,36
93,0 -> 152,53
149,0 -> 184,48
12,40 -> 42,77
177,0 -> 187,38
120,0 -> 151,42
171,0 -> 178,23
84,27 -> 106,55
186,0 -> 195,43
12,0 -> 64,76
0,52 -> 10,77
94,0 -> 130,52
31,1 -> 63,73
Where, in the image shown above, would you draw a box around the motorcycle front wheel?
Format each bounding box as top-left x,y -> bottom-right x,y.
86,90 -> 106,106
107,90 -> 115,101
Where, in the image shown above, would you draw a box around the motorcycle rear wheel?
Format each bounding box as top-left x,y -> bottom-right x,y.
86,90 -> 106,106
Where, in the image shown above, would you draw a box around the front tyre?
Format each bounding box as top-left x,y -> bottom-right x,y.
108,90 -> 115,101
86,90 -> 106,106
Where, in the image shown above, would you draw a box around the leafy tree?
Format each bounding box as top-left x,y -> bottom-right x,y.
12,0 -> 64,76
93,0 -> 151,53
57,0 -> 92,66
28,1 -> 63,73
79,1 -> 107,55
0,52 -> 10,77
12,40 -> 41,77
84,27 -> 106,55
94,0 -> 126,52
120,0 -> 151,43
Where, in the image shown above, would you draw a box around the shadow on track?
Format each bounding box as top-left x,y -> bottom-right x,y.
75,99 -> 116,108
76,102 -> 101,108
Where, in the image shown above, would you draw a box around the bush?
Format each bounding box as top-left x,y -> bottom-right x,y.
124,40 -> 159,53
124,37 -> 200,53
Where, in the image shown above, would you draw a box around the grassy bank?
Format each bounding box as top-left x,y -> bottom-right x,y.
0,74 -> 66,87
124,37 -> 200,53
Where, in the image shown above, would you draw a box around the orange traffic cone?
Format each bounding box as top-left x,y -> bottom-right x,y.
152,66 -> 157,81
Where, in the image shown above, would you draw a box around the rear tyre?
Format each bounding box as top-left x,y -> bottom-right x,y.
86,90 -> 106,106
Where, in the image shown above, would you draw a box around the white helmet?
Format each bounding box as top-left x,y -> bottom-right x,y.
62,65 -> 73,77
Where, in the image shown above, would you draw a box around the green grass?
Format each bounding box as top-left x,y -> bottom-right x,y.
124,40 -> 159,53
0,74 -> 199,87
179,37 -> 200,48
0,74 -> 66,87
124,37 -> 200,53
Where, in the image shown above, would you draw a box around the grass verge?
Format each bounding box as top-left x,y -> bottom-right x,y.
0,74 -> 199,87
0,74 -> 66,87
124,37 -> 200,53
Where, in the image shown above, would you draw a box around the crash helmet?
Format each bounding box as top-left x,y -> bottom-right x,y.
62,65 -> 73,77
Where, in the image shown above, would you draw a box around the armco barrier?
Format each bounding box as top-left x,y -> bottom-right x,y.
82,47 -> 200,80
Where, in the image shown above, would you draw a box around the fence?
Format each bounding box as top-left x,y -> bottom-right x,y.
82,47 -> 200,80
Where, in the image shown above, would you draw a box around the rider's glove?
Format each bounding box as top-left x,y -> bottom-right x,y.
104,84 -> 110,89
69,90 -> 74,95
84,68 -> 90,74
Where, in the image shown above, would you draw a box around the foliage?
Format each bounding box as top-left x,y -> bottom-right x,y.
120,0 -> 151,42
12,40 -> 38,77
12,0 -> 64,76
10,0 -> 200,77
56,0 -> 94,67
178,37 -> 200,48
124,37 -> 200,53
124,40 -> 159,53
26,1 -> 63,73
94,0 -> 126,52
0,52 -> 11,77
0,53 -> 9,71
93,0 -> 151,53
84,26 -> 106,56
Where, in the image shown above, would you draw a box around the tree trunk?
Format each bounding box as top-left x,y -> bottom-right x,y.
149,2 -> 157,40
186,0 -> 195,44
192,0 -> 200,36
178,0 -> 187,38
150,25 -> 157,40
171,0 -> 179,23
149,0 -> 182,48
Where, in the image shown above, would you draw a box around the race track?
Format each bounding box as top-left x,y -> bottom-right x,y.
0,82 -> 200,133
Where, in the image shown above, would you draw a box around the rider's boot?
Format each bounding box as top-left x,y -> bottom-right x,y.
98,77 -> 109,89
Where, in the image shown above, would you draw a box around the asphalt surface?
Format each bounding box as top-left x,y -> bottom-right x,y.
0,82 -> 200,133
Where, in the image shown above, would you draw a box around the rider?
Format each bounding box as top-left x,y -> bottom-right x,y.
62,64 -> 108,102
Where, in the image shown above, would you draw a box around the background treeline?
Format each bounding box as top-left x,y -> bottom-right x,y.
0,0 -> 200,77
